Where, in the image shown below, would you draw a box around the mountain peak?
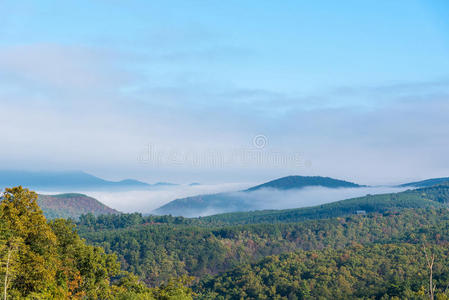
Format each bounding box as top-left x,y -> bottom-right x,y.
246,175 -> 364,191
38,193 -> 119,219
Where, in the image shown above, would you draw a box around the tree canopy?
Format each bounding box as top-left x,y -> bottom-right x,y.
0,186 -> 193,299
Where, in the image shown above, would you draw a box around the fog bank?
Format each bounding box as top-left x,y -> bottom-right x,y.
154,186 -> 410,217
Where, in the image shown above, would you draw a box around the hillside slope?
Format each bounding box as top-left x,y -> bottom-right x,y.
196,243 -> 449,299
153,192 -> 248,217
398,177 -> 449,188
38,193 -> 119,219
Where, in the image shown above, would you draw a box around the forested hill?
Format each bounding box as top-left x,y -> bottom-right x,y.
153,192 -> 254,217
246,175 -> 364,191
38,193 -> 119,219
399,177 -> 449,188
153,175 -> 365,217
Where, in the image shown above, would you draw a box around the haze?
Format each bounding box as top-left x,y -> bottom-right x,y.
1,1 -> 449,186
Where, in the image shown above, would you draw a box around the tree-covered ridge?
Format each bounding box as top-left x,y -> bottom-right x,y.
0,187 -> 193,299
245,175 -> 364,191
38,193 -> 119,220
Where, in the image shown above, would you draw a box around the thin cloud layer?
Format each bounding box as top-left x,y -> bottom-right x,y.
1,1 -> 449,185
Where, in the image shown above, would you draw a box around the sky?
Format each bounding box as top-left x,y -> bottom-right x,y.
1,0 -> 449,185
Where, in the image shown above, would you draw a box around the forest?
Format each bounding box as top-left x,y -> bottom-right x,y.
196,243 -> 449,299
3,184 -> 449,299
75,183 -> 449,298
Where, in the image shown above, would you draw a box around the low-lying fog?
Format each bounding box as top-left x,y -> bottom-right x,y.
229,186 -> 409,210
39,184 -> 411,216
220,186 -> 409,214
39,182 -> 254,213
154,186 -> 411,217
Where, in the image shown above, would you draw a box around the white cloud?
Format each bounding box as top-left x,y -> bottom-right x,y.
1,42 -> 449,185
0,44 -> 131,91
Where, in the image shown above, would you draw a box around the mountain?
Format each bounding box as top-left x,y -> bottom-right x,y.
398,177 -> 449,188
246,175 -> 364,191
0,170 -> 151,190
153,193 -> 250,217
153,175 -> 365,217
38,193 -> 119,219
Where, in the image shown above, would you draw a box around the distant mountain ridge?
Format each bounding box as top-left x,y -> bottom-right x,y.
398,177 -> 449,188
154,175 -> 365,217
38,193 -> 119,219
0,170 -> 151,190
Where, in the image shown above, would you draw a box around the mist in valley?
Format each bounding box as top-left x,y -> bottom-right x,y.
157,185 -> 410,217
41,184 -> 411,217
38,182 -> 254,213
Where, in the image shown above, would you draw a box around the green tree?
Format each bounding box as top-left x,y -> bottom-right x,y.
0,187 -> 59,297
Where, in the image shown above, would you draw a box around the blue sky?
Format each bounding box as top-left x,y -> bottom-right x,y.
1,0 -> 449,184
